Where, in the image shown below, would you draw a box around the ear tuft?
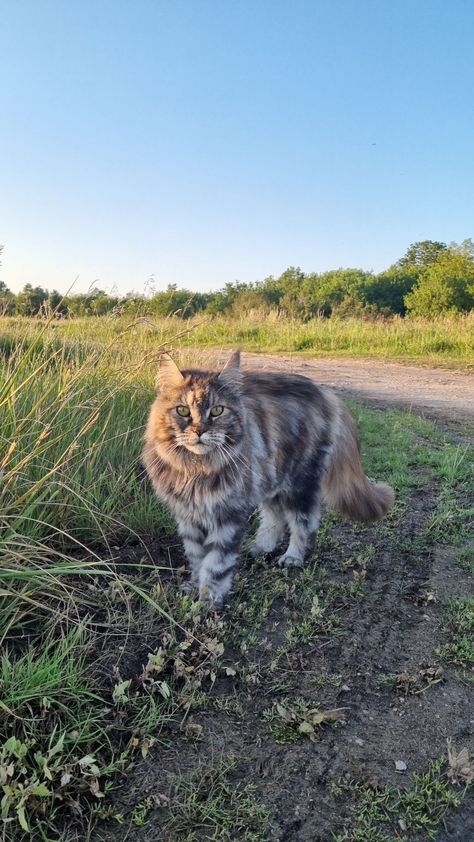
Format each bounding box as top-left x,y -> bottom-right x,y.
159,353 -> 184,388
218,349 -> 243,387
222,349 -> 241,371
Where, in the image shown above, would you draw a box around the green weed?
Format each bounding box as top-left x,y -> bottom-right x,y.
333,753 -> 472,841
455,545 -> 474,575
311,674 -> 342,689
439,596 -> 474,667
156,758 -> 270,841
262,698 -> 345,744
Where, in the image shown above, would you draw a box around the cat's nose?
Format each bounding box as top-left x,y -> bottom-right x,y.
194,426 -> 204,437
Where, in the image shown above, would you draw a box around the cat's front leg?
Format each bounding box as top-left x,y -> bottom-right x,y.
177,522 -> 206,592
249,498 -> 286,556
198,522 -> 246,608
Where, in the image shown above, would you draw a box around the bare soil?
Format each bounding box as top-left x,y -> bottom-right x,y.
239,353 -> 474,424
95,522 -> 473,840
93,358 -> 473,842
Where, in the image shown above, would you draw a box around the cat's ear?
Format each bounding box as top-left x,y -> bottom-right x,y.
222,349 -> 241,371
159,353 -> 184,388
218,349 -> 242,386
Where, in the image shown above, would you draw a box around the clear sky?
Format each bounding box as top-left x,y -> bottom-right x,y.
2,0 -> 473,296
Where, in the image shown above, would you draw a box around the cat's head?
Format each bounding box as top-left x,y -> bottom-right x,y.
149,350 -> 244,463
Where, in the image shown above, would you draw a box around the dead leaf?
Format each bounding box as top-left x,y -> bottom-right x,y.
447,742 -> 474,784
183,720 -> 203,739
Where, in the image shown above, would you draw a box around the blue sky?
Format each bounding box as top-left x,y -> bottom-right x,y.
2,0 -> 473,296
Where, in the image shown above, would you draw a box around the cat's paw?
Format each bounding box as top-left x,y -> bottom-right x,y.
276,552 -> 304,568
179,580 -> 199,596
199,588 -> 224,611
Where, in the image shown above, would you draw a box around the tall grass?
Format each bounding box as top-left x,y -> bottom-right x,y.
0,319 -> 211,839
181,311 -> 474,364
3,311 -> 472,367
0,324 -> 171,551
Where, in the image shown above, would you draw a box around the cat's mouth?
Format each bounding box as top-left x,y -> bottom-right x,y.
183,441 -> 212,455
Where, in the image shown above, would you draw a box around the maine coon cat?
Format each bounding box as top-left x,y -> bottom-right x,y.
143,351 -> 394,607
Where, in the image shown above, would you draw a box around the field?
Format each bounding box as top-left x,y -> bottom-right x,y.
0,315 -> 473,841
1,311 -> 473,368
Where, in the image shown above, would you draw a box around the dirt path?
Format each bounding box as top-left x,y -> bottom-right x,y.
238,353 -> 474,423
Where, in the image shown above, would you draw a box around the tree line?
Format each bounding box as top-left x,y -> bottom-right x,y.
1,240 -> 473,320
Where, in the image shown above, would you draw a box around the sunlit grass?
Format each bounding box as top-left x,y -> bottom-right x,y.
0,314 -> 472,838
0,318 -> 190,837
2,311 -> 474,368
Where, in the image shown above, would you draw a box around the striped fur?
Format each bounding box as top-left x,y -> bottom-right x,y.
143,351 -> 394,607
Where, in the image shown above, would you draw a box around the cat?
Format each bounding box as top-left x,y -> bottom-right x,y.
143,350 -> 394,607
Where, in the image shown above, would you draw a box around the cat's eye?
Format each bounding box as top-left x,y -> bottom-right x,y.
210,405 -> 224,417
176,405 -> 190,417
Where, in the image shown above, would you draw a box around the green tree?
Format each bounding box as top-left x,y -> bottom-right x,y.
450,238 -> 474,257
308,269 -> 370,317
397,240 -> 447,268
257,275 -> 284,308
15,284 -> 49,316
405,250 -> 474,316
89,292 -> 118,316
149,284 -> 208,318
206,282 -> 253,315
231,288 -> 271,315
0,280 -> 14,314
0,246 -> 13,313
362,268 -> 419,315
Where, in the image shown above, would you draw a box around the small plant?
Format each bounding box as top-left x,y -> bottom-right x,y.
214,695 -> 245,717
0,629 -> 126,835
447,740 -> 474,785
131,796 -> 154,827
377,664 -> 444,696
455,545 -> 474,575
427,493 -> 474,543
438,596 -> 474,668
333,750 -> 473,841
284,572 -> 343,645
438,444 -> 472,486
262,698 -> 345,744
159,758 -> 269,841
311,674 -> 342,690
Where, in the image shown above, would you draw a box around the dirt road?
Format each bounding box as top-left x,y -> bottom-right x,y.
238,353 -> 474,423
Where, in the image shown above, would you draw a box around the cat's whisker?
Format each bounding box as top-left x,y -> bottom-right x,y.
211,440 -> 249,467
215,439 -> 243,470
216,440 -> 250,473
213,440 -> 239,478
215,444 -> 240,485
215,442 -> 245,485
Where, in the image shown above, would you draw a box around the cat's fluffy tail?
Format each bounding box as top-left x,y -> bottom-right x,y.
322,402 -> 395,522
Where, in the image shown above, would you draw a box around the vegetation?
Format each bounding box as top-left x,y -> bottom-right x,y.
0,317 -> 472,839
439,597 -> 474,668
152,759 -> 270,841
2,310 -> 474,371
2,239 -> 474,320
334,754 -> 473,842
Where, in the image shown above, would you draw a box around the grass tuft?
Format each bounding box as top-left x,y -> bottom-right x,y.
333,754 -> 472,841
439,596 -> 474,668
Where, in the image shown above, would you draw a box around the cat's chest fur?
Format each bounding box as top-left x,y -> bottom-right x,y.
157,458 -> 253,522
